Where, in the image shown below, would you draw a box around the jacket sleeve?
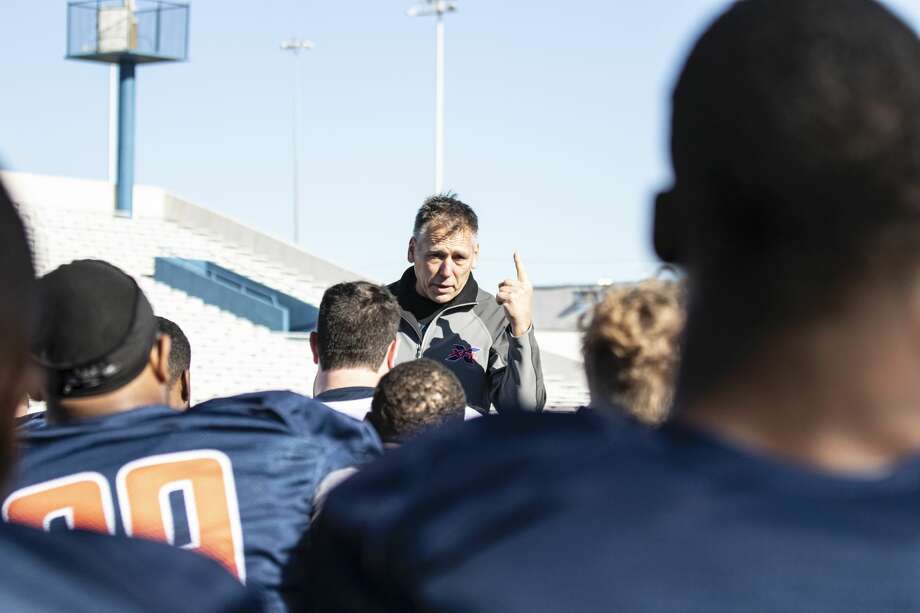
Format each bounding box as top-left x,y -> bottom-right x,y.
489,324 -> 547,413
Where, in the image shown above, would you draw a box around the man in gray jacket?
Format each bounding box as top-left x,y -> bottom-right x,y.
388,195 -> 546,414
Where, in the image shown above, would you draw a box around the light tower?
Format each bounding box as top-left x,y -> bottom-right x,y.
67,1 -> 189,217
407,0 -> 458,194
280,38 -> 314,246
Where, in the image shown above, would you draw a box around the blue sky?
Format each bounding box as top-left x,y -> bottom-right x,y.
3,1 -> 920,290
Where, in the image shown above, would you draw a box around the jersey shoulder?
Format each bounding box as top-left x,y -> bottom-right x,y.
315,412 -> 650,561
331,409 -> 645,494
0,522 -> 261,612
309,412 -> 652,609
192,390 -> 382,448
15,411 -> 45,430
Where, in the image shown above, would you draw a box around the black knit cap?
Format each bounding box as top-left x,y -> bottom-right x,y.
33,260 -> 158,398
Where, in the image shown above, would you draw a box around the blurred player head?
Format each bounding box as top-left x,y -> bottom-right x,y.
581,279 -> 684,424
0,177 -> 36,482
368,358 -> 465,445
408,194 -> 480,304
33,260 -> 173,423
156,316 -> 191,410
654,0 -> 920,467
311,282 -> 401,395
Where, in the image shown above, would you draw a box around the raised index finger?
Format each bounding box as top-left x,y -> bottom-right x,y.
513,251 -> 529,284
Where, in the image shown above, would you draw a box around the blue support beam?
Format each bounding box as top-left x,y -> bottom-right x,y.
115,60 -> 136,216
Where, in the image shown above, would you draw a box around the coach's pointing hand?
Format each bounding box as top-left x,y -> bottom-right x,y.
497,252 -> 534,337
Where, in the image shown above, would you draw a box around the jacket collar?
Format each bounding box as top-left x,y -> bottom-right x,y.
392,267 -> 480,324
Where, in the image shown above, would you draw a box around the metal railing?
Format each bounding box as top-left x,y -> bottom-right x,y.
67,1 -> 189,63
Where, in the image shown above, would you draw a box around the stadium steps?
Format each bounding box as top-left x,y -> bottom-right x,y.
138,277 -> 313,402
17,203 -> 317,404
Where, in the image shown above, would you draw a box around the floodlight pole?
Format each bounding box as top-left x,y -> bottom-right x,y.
435,14 -> 445,194
108,65 -> 118,183
281,38 -> 314,246
115,59 -> 136,216
408,1 -> 457,194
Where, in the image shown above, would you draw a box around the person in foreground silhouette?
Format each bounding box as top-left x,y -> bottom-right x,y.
307,1 -> 920,611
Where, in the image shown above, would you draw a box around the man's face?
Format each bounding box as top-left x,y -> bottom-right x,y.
409,227 -> 479,303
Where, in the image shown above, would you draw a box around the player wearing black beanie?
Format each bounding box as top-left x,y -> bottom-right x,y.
32,260 -> 172,422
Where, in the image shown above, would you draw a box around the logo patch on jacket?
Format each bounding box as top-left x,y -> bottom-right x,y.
446,344 -> 480,365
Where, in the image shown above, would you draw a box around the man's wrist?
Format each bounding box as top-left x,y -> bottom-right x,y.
508,321 -> 533,338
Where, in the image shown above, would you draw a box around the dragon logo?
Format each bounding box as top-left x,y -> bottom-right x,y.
446,344 -> 480,365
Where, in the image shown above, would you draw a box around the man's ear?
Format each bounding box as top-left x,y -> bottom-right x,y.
385,339 -> 398,370
180,370 -> 191,407
310,331 -> 320,366
472,240 -> 480,270
408,236 -> 417,263
150,334 -> 172,385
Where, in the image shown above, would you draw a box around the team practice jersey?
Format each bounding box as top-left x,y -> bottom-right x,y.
0,521 -> 259,612
7,391 -> 382,612
309,411 -> 920,613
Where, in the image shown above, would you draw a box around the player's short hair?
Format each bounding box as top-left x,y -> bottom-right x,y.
369,358 -> 465,444
657,0 -> 920,402
413,194 -> 479,239
0,178 -> 36,482
663,0 -> 920,323
581,280 -> 684,424
316,282 -> 400,372
156,317 -> 190,384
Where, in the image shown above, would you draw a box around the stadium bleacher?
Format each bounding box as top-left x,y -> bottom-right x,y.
6,171 -> 355,403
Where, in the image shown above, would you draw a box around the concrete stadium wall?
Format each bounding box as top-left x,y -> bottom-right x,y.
163,193 -> 366,284
2,171 -> 166,217
1,171 -> 365,286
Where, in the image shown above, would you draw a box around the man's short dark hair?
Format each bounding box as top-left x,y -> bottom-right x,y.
0,178 -> 36,483
316,282 -> 400,371
413,194 -> 479,238
658,0 -> 920,400
667,0 -> 920,311
368,358 -> 465,444
156,317 -> 190,384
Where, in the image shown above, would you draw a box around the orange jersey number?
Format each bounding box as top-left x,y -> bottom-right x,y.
2,450 -> 246,582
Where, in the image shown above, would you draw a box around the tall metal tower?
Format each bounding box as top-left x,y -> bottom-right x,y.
67,1 -> 189,217
280,38 -> 314,246
407,0 -> 458,194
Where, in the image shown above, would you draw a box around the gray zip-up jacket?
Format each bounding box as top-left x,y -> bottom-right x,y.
388,273 -> 546,414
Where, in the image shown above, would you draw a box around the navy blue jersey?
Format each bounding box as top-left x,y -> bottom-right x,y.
309,411 -> 920,612
0,521 -> 260,612
7,391 -> 382,612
